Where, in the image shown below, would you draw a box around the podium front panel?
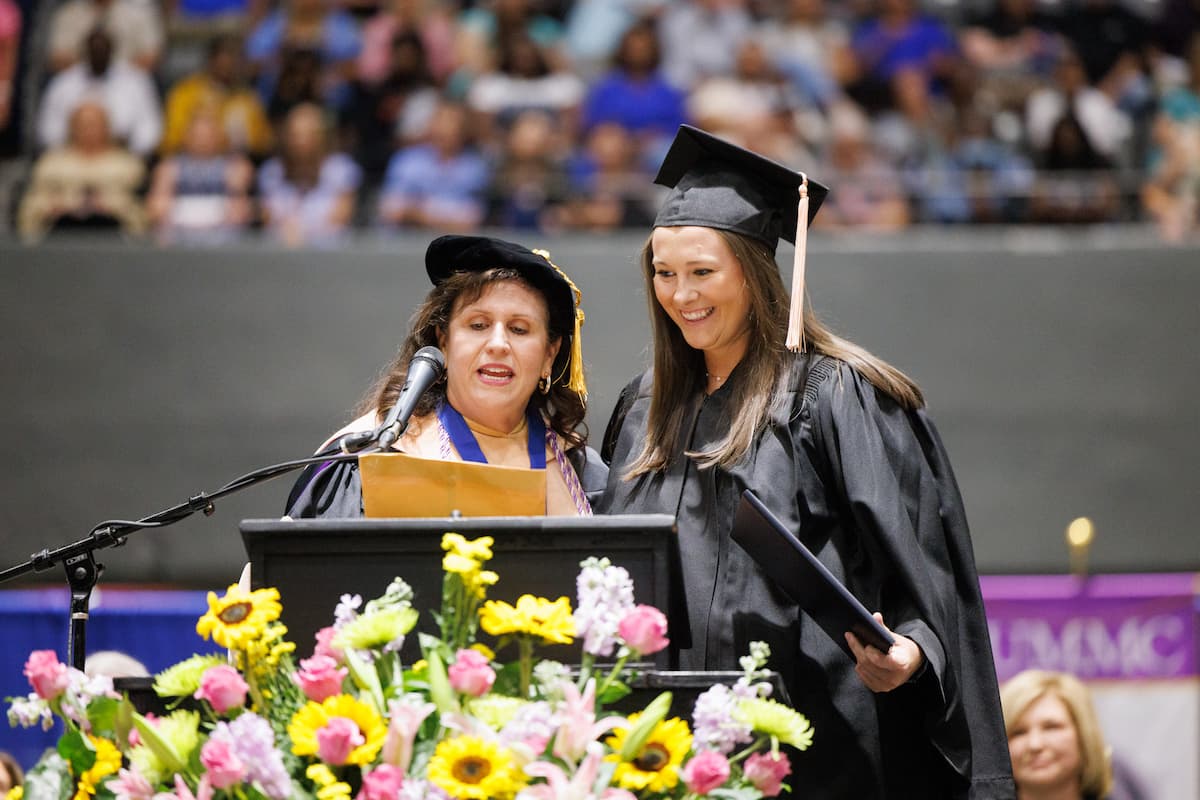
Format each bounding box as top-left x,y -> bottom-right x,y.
241,515 -> 680,666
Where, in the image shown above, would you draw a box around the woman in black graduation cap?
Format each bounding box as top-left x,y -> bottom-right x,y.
598,126 -> 1015,798
287,235 -> 606,518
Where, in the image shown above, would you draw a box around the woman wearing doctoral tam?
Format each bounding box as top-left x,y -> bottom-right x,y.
286,235 -> 605,518
598,125 -> 1015,797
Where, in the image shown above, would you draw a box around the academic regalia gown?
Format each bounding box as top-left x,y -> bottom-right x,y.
597,354 -> 1015,799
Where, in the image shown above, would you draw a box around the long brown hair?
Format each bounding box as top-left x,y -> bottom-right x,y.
625,229 -> 923,476
359,269 -> 588,451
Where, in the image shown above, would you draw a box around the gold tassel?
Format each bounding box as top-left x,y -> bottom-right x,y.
533,249 -> 588,400
786,174 -> 809,353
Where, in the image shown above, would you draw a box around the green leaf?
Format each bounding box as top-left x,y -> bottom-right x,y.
596,680 -> 631,706
620,691 -> 672,761
423,649 -> 459,715
132,712 -> 186,775
87,697 -> 120,736
343,648 -> 385,715
57,728 -> 96,775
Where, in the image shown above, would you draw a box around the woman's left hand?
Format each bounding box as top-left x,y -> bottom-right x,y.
845,612 -> 926,692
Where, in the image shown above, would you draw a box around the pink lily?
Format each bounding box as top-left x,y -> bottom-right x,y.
552,679 -> 627,762
171,774 -> 213,800
523,744 -> 635,800
381,697 -> 436,772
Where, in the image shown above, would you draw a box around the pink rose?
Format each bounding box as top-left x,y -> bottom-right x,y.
617,606 -> 670,656
448,649 -> 495,697
293,655 -> 348,702
358,764 -> 405,800
681,750 -> 731,795
24,650 -> 70,700
199,738 -> 246,790
193,665 -> 249,713
744,752 -> 792,797
317,716 -> 365,765
314,626 -> 343,662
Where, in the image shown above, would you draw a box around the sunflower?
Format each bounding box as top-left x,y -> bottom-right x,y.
605,714 -> 693,793
73,736 -> 121,800
479,595 -> 575,645
427,735 -> 525,800
289,695 -> 387,766
735,697 -> 815,751
195,584 -> 282,649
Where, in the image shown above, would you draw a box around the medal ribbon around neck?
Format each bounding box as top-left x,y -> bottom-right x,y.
437,401 -> 546,469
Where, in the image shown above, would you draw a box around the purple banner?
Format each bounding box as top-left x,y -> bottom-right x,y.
980,573 -> 1200,681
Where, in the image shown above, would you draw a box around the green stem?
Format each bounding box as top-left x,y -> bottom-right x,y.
594,652 -> 629,699
728,735 -> 769,765
518,636 -> 534,698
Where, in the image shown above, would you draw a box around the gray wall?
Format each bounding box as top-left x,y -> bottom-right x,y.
1,230 -> 1197,585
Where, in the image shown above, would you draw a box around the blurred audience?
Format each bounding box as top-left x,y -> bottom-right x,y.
377,98 -> 488,231
0,751 -> 22,799
0,0 -> 18,139
47,0 -> 164,74
20,101 -> 146,241
813,102 -> 910,230
484,107 -> 569,230
454,0 -> 566,84
757,0 -> 853,112
161,35 -> 273,159
246,0 -> 362,114
1026,46 -> 1131,166
147,109 -> 255,244
558,121 -> 654,231
356,0 -> 456,87
562,0 -> 665,78
1000,669 -> 1113,800
959,0 -> 1060,115
658,0 -> 753,91
1028,113 -> 1121,224
258,102 -> 361,246
37,28 -> 163,157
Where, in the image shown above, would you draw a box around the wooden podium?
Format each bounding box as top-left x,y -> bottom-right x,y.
240,515 -> 684,667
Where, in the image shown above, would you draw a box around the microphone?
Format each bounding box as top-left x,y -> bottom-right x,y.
374,346 -> 446,451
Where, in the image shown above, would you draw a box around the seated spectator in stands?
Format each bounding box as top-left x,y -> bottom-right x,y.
0,0 -> 18,140
357,0 -> 457,88
147,109 -> 255,244
346,29 -> 439,176
657,0 -> 753,90
377,98 -> 489,231
581,17 -> 685,170
37,28 -> 163,157
563,0 -> 666,79
454,0 -> 566,85
267,45 -> 324,125
1056,0 -> 1152,115
484,108 -> 570,231
846,0 -> 961,123
1000,670 -> 1113,800
812,102 -> 910,231
687,39 -> 799,159
466,31 -> 585,146
19,101 -> 146,241
1028,113 -> 1121,224
161,35 -> 274,159
557,121 -> 654,231
1140,111 -> 1200,240
0,751 -> 23,798
757,0 -> 854,111
1026,46 -> 1131,166
258,102 -> 361,247
47,0 -> 164,74
959,0 -> 1060,113
246,0 -> 362,114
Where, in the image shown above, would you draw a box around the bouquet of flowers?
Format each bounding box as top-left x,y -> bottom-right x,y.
8,533 -> 813,800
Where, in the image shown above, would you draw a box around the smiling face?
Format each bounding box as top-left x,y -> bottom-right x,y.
438,280 -> 561,433
650,226 -> 753,375
1008,693 -> 1084,796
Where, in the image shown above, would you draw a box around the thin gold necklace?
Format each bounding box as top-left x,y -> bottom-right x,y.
706,372 -> 727,383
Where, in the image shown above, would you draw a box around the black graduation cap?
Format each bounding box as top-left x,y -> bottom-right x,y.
653,125 -> 829,351
425,234 -> 587,397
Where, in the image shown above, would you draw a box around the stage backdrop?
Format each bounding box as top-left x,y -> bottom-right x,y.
1,229 -> 1198,586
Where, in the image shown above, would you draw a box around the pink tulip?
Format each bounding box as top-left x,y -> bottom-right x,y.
358,764 -> 405,800
293,655 -> 348,702
682,750 -> 730,795
617,606 -> 669,656
448,649 -> 495,697
24,650 -> 70,700
744,752 -> 792,797
194,665 -> 249,714
199,738 -> 246,790
316,716 -> 365,765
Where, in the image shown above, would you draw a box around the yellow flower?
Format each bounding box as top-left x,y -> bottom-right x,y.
606,714 -> 693,793
240,623 -> 296,679
735,697 -> 814,750
442,533 -> 494,563
479,595 -> 575,645
195,584 -> 282,649
73,736 -> 121,800
8,787 -> 24,800
289,695 -> 387,766
427,735 -> 525,800
444,552 -> 481,575
306,764 -> 353,800
470,643 -> 496,661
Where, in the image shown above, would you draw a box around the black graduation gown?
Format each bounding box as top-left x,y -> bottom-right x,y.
597,354 -> 1015,799
284,444 -> 610,518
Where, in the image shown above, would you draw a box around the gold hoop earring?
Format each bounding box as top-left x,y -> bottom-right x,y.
538,375 -> 550,394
